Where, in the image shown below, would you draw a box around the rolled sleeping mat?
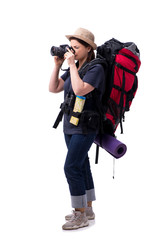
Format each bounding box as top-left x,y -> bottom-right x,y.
94,134 -> 127,159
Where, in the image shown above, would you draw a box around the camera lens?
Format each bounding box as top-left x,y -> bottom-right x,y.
50,46 -> 66,58
50,44 -> 75,58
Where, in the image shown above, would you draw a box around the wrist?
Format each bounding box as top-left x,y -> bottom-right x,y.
54,64 -> 61,71
69,62 -> 76,69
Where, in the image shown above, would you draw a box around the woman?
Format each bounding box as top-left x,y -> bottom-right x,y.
49,28 -> 105,230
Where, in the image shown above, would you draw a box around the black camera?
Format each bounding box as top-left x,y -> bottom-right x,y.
50,44 -> 75,58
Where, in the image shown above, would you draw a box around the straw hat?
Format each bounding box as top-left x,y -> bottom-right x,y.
65,28 -> 97,50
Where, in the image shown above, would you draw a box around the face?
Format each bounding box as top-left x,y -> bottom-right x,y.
70,39 -> 91,62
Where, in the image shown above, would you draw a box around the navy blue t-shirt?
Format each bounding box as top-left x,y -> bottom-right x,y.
61,64 -> 105,134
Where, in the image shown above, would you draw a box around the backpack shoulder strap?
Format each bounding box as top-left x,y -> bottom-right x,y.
79,58 -> 107,78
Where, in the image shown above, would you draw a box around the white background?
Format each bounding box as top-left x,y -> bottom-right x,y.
0,0 -> 160,239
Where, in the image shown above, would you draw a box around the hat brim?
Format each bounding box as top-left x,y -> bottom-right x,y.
65,34 -> 97,50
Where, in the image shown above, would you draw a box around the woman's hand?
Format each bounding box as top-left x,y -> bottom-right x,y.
64,48 -> 75,66
54,56 -> 64,68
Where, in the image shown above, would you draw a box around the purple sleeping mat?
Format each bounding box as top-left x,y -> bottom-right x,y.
94,134 -> 127,159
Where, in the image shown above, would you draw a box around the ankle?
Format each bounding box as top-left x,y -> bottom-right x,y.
75,208 -> 85,213
87,201 -> 92,207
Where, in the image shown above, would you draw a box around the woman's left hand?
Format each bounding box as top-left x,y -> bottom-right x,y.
64,48 -> 75,66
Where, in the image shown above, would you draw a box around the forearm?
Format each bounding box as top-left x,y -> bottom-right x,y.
69,64 -> 84,95
70,64 -> 94,96
49,66 -> 63,93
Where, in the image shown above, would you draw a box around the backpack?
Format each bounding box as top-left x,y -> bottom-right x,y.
79,38 -> 141,136
78,38 -> 141,164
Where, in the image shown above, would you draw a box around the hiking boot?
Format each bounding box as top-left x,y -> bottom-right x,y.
65,207 -> 95,221
62,211 -> 89,230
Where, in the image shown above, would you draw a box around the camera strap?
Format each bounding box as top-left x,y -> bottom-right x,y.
53,108 -> 64,129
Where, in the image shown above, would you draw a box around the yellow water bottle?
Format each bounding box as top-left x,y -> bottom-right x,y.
70,96 -> 86,126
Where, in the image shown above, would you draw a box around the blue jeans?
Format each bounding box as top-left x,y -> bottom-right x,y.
64,133 -> 96,208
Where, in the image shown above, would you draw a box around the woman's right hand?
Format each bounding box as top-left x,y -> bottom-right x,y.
54,56 -> 64,68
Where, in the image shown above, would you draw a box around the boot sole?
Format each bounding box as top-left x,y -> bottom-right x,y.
62,221 -> 89,230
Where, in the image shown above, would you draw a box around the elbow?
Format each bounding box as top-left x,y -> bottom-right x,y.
73,83 -> 95,96
73,85 -> 89,96
49,86 -> 54,93
73,84 -> 85,96
73,88 -> 83,96
49,85 -> 63,93
49,86 -> 56,93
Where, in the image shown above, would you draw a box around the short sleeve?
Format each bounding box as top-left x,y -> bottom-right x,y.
82,64 -> 105,93
61,70 -> 69,81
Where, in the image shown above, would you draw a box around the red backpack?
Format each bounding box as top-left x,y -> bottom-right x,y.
80,38 -> 141,136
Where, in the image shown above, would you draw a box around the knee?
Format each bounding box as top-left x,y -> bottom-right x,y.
64,163 -> 68,176
64,162 -> 72,179
64,162 -> 78,180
